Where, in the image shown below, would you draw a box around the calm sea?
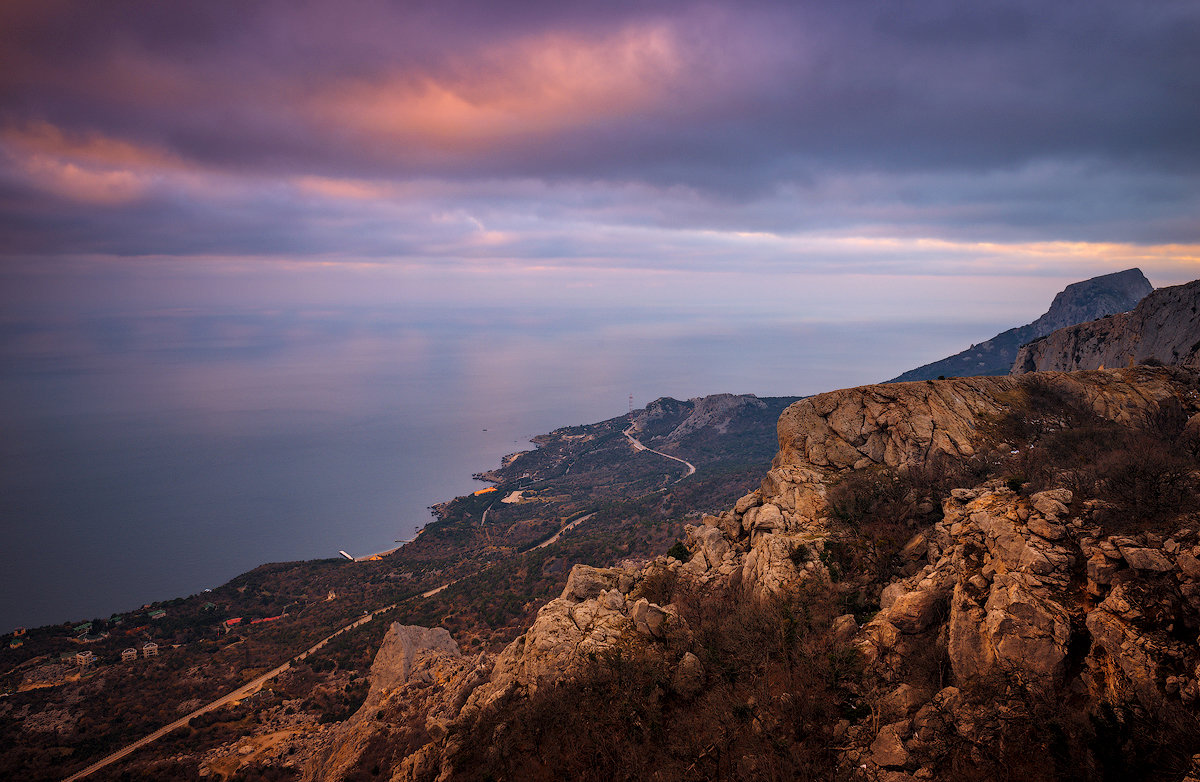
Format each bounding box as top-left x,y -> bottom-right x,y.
1,303 -> 1002,632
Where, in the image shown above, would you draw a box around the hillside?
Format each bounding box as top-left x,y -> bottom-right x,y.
0,393 -> 796,781
296,366 -> 1200,781
1014,278 -> 1200,373
887,268 -> 1151,382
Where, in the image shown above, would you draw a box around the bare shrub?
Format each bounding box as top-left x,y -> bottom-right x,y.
826,468 -> 917,581
1096,436 -> 1197,526
635,567 -> 679,605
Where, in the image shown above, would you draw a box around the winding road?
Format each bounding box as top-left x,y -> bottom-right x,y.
622,425 -> 696,481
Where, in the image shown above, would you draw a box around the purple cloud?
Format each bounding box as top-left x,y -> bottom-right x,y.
0,0 -> 1197,265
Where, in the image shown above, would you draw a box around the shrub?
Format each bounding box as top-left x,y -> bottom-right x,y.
1097,436 -> 1196,525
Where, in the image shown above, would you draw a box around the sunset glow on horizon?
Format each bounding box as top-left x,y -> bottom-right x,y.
1,0 -> 1197,309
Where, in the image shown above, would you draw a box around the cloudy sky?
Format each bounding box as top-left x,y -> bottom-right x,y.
1,0 -> 1198,317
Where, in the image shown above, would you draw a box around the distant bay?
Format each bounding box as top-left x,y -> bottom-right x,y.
1,303 -> 1006,632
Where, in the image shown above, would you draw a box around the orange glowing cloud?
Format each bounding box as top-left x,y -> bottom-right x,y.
309,24 -> 682,150
0,122 -> 184,204
292,176 -> 395,201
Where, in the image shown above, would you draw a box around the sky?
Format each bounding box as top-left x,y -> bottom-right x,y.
1,0 -> 1198,319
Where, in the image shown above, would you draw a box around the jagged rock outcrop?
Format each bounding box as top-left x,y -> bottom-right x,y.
1014,278 -> 1200,373
888,268 -> 1151,382
457,564 -> 683,707
848,482 -> 1200,779
309,625 -> 486,782
390,561 -> 695,781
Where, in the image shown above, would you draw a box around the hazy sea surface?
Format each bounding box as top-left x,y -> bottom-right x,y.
1,303 -> 1004,632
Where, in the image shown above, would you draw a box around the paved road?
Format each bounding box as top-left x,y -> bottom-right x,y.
61,605 -> 394,782
622,425 -> 696,481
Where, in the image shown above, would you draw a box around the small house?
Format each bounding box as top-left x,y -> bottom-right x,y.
74,651 -> 96,667
121,648 -> 138,662
142,642 -> 158,658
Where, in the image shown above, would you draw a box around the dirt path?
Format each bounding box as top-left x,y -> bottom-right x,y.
533,513 -> 596,550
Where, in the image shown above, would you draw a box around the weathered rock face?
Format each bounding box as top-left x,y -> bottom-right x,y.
1034,268 -> 1154,333
310,625 -> 485,782
760,369 -> 1186,540
773,377 -> 1014,475
1014,278 -> 1200,373
851,483 -> 1200,779
461,563 -> 682,709
861,488 -> 1078,688
888,268 -> 1151,382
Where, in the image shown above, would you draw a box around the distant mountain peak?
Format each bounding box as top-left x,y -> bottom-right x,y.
886,268 -> 1152,383
1033,268 -> 1154,334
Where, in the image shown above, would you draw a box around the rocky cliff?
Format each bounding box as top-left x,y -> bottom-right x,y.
888,268 -> 1151,382
1014,278 -> 1200,374
631,393 -> 769,445
312,367 -> 1200,782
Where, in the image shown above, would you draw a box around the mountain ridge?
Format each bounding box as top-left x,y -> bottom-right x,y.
1014,278 -> 1200,373
887,268 -> 1152,382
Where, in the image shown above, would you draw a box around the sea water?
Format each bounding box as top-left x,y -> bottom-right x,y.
0,301 -> 1005,632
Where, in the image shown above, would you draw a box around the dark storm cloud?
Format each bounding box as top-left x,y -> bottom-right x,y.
0,0 -> 1197,260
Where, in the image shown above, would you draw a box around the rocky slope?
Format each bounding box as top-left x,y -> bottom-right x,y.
631,393 -> 767,444
308,367 -> 1200,781
1014,278 -> 1200,374
888,268 -> 1151,382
